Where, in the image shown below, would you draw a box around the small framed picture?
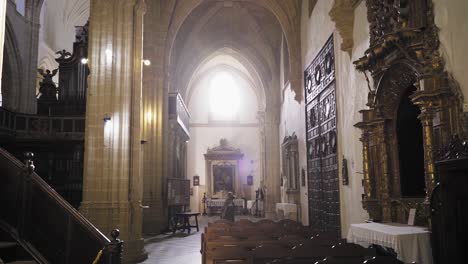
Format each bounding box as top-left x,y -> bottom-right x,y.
193,175 -> 200,186
301,168 -> 306,187
247,175 -> 253,185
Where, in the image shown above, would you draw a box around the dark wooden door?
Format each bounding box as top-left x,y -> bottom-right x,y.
304,35 -> 340,236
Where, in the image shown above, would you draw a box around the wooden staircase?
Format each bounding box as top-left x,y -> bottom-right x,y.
0,228 -> 38,264
0,148 -> 122,264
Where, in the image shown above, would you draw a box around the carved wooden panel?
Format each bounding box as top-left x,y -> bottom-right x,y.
305,35 -> 340,236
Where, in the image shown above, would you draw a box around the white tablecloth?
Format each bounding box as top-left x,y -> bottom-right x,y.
275,203 -> 298,221
347,222 -> 432,264
206,198 -> 244,207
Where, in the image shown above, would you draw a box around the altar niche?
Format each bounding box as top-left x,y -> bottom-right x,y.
204,139 -> 244,199
354,0 -> 465,225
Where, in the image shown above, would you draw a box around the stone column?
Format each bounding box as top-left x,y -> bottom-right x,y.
0,0 -> 5,93
263,108 -> 281,218
141,0 -> 168,235
80,0 -> 147,263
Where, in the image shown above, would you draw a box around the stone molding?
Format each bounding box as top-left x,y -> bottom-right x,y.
329,0 -> 361,56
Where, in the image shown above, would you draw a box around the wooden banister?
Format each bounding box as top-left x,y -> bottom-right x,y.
0,148 -> 122,264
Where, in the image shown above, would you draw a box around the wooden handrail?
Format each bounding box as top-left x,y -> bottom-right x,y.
0,147 -> 122,264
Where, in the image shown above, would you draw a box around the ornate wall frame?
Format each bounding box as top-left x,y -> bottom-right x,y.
204,139 -> 244,199
281,133 -> 299,191
354,0 -> 464,224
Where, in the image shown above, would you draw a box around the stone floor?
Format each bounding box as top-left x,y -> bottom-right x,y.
140,215 -> 264,264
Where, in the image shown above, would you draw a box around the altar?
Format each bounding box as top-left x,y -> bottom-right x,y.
206,198 -> 245,215
204,139 -> 244,201
347,222 -> 432,264
275,203 -> 299,221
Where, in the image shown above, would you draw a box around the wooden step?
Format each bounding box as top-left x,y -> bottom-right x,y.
0,242 -> 16,249
6,261 -> 38,264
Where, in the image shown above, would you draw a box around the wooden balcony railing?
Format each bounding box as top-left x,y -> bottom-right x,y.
0,107 -> 85,140
0,148 -> 122,263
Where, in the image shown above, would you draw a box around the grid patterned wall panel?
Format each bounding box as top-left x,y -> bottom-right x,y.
304,35 -> 341,237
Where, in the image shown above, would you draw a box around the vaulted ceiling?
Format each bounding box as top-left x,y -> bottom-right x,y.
170,1 -> 284,102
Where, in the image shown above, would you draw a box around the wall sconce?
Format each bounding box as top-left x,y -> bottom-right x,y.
247,175 -> 253,186
103,114 -> 111,122
193,175 -> 200,186
80,58 -> 88,64
342,156 -> 349,185
143,59 -> 151,66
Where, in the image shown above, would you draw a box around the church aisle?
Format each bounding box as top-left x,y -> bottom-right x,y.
141,215 -> 263,264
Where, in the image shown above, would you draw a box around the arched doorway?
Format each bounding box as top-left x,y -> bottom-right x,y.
396,85 -> 425,197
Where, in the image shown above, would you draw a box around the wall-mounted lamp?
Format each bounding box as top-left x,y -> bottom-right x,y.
143,59 -> 151,66
103,114 -> 111,122
80,58 -> 88,64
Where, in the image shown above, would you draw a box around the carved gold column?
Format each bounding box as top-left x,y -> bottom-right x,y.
418,103 -> 437,200
411,88 -> 439,201
355,110 -> 382,221
375,120 -> 392,222
361,130 -> 372,199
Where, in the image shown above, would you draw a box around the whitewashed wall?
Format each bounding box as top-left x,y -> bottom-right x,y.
433,0 -> 468,102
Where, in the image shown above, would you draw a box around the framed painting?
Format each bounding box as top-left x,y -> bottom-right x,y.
212,164 -> 235,193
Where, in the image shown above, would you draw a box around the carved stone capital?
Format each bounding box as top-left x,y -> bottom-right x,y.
329,0 -> 361,56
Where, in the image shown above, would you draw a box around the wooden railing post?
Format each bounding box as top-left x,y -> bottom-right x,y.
105,229 -> 123,264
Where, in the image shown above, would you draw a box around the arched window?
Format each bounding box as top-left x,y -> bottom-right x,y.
209,72 -> 240,121
15,0 -> 26,16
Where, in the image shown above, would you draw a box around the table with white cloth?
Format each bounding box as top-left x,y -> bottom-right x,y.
206,198 -> 244,215
347,222 -> 432,264
275,203 -> 299,221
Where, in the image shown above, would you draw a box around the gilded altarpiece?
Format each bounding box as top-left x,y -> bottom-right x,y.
204,139 -> 244,199
354,0 -> 465,224
304,35 -> 340,236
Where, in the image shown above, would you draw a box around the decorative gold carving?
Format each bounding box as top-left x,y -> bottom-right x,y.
353,0 -> 464,225
360,128 -> 372,199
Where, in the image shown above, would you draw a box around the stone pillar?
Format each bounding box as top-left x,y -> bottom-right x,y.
0,0 -> 5,93
141,0 -> 168,235
264,108 -> 281,218
80,0 -> 147,263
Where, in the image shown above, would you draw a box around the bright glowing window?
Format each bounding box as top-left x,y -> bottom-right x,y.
209,72 -> 240,120
16,0 -> 26,16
